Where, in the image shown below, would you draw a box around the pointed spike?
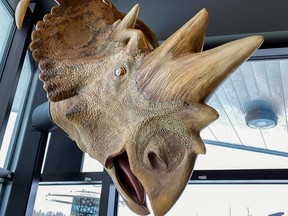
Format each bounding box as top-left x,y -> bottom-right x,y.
177,104 -> 219,132
15,0 -> 31,29
154,8 -> 208,58
117,4 -> 140,30
126,30 -> 149,52
138,35 -> 263,103
117,11 -> 159,49
136,9 -> 209,95
117,29 -> 149,52
183,35 -> 264,102
191,134 -> 206,154
197,104 -> 219,130
134,19 -> 159,50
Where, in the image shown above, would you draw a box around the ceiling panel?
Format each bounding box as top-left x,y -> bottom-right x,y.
201,58 -> 288,155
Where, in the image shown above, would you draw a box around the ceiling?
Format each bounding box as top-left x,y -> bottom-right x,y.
36,0 -> 288,42
201,57 -> 288,157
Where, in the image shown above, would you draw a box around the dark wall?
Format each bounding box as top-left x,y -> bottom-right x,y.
43,130 -> 83,174
36,0 -> 288,41
113,0 -> 288,40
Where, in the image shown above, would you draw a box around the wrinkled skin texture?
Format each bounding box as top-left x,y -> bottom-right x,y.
23,0 -> 263,215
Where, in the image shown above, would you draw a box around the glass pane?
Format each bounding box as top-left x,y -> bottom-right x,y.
34,184 -> 101,216
0,1 -> 13,65
194,144 -> 288,170
81,153 -> 103,172
168,184 -> 288,216
198,58 -> 288,170
118,184 -> 288,216
0,51 -> 32,168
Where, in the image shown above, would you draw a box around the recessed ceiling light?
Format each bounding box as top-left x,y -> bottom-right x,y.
245,108 -> 278,129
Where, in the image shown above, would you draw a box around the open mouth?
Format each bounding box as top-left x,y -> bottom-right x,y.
113,152 -> 148,209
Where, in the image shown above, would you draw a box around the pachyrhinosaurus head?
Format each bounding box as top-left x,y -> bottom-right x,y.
16,0 -> 263,215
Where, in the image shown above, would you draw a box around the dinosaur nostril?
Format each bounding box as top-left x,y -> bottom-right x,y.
148,152 -> 167,170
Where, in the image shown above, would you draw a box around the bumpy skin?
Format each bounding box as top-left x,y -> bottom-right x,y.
28,0 -> 263,215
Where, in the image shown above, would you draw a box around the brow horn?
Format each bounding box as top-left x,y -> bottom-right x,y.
137,19 -> 264,103
157,8 -> 208,57
116,4 -> 139,30
180,36 -> 264,102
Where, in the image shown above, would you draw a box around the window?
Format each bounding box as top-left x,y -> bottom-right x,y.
167,184 -> 288,216
0,0 -> 13,74
194,144 -> 288,170
117,185 -> 288,216
82,153 -> 103,172
34,184 -> 102,216
197,58 -> 288,170
0,51 -> 33,168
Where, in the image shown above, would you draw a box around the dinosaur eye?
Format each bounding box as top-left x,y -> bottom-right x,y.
115,67 -> 126,77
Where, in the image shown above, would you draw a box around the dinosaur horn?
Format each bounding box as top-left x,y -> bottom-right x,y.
116,4 -> 140,30
151,9 -> 208,60
174,36 -> 264,102
136,8 -> 209,98
15,0 -> 31,29
115,4 -> 150,52
138,35 -> 263,103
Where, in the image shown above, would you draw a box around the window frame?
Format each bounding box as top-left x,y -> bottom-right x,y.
0,0 -> 33,151
0,0 -> 15,78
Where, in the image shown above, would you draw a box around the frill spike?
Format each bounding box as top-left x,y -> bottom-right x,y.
125,30 -> 150,52
190,133 -> 206,154
177,104 -> 219,132
114,5 -> 150,52
116,4 -> 140,30
15,0 -> 31,29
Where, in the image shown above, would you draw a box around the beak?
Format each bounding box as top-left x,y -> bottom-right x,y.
107,148 -> 197,216
136,152 -> 197,216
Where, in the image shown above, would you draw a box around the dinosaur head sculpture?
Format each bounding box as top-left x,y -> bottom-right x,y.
16,0 -> 263,215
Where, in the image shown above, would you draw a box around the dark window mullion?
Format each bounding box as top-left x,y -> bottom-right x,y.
0,9 -> 33,148
5,0 -> 17,13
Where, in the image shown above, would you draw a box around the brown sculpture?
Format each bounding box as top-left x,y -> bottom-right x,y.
16,0 -> 263,215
